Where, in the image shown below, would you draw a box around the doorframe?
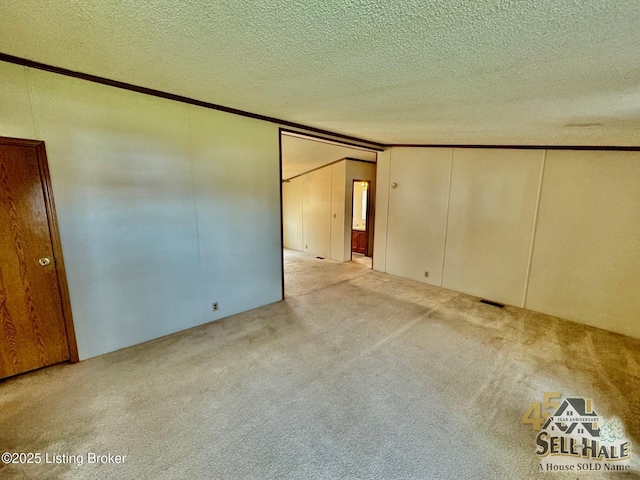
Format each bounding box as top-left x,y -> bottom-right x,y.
350,179 -> 371,263
0,136 -> 79,363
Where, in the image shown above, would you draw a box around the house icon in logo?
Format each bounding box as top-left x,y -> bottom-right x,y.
541,397 -> 600,438
527,393 -> 632,469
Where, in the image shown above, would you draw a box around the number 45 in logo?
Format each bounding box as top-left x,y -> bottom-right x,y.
522,392 -> 561,430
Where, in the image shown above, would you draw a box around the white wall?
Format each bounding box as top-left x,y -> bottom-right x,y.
283,176 -> 303,251
189,107 -> 282,326
442,148 -> 543,306
372,149 -> 391,272
375,146 -> 640,339
385,148 -> 452,286
302,167 -> 332,259
0,61 -> 282,359
330,161 -> 347,260
525,150 -> 640,338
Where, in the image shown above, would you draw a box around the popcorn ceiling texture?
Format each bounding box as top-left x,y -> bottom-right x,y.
0,0 -> 639,145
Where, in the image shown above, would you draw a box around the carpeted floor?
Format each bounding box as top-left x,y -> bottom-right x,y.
1,249 -> 639,479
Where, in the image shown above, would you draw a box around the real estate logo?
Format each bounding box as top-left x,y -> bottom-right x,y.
523,392 -> 632,473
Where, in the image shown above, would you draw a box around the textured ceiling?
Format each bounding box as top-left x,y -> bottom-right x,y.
1,1 -> 639,145
281,134 -> 376,180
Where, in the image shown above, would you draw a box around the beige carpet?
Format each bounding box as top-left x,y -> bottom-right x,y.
1,249 -> 639,479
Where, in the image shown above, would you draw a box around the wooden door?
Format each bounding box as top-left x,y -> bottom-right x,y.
0,137 -> 77,379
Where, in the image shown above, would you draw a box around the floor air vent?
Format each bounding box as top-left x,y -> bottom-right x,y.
479,299 -> 505,308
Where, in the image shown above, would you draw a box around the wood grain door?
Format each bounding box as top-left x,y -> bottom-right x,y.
0,137 -> 76,379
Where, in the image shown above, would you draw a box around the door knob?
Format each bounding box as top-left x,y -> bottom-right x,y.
38,257 -> 51,266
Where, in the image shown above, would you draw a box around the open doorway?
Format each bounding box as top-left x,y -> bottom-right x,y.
279,129 -> 379,297
350,179 -> 372,268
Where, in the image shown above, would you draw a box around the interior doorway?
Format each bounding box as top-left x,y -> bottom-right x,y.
279,130 -> 380,297
0,137 -> 78,379
351,180 -> 371,262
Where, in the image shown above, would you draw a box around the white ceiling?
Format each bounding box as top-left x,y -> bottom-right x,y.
281,134 -> 377,180
1,1 -> 640,146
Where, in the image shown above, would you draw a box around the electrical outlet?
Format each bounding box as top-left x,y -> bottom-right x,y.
424,271 -> 429,278
212,302 -> 219,311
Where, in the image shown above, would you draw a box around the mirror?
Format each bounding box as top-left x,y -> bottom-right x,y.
352,181 -> 368,231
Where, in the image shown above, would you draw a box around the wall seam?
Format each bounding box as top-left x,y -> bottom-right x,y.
522,149 -> 547,308
299,177 -> 303,251
186,107 -> 206,323
23,67 -> 41,139
369,158 -> 376,262
329,164 -> 334,260
383,149 -> 392,272
301,176 -> 305,253
439,148 -> 455,287
343,161 -> 348,261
